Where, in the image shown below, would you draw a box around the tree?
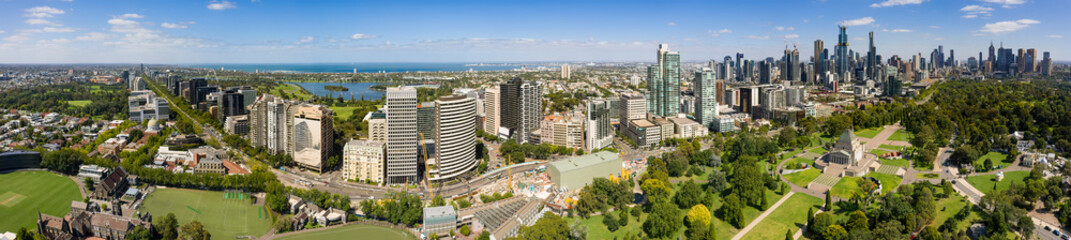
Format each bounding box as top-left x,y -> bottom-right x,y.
675,180 -> 704,208
807,207 -> 815,226
41,149 -> 87,175
84,178 -> 95,191
631,207 -> 642,217
15,227 -> 32,240
460,225 -> 471,236
686,204 -> 712,227
915,188 -> 936,225
179,220 -> 211,240
643,200 -> 682,238
785,229 -> 793,240
156,213 -> 179,240
569,219 -> 588,240
822,225 -> 848,240
810,212 -> 834,236
824,191 -> 832,211
641,179 -> 673,203
477,231 -> 491,240
760,190 -> 769,210
274,217 -> 293,233
707,169 -> 728,192
686,219 -> 709,240
517,212 -> 570,240
1018,216 -> 1034,240
128,225 -> 153,240
846,210 -> 869,232
919,226 -> 941,240
603,212 -> 620,232
618,208 -> 629,227
871,220 -> 905,240
431,195 -> 446,207
718,193 -> 745,228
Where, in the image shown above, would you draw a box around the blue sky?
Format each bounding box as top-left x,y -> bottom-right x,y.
0,0 -> 1067,63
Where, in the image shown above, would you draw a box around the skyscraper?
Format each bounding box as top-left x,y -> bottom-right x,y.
385,87 -> 418,184
432,94 -> 476,181
647,44 -> 681,117
814,39 -> 824,83
867,31 -> 876,79
501,78 -> 542,143
585,99 -> 613,152
836,26 -> 850,78
560,64 -> 571,79
694,68 -> 718,130
783,47 -> 800,82
1026,48 -> 1037,73
483,86 -> 500,134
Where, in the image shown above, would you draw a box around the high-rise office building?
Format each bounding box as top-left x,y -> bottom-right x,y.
867,31 -> 876,79
647,44 -> 681,117
586,99 -> 613,152
560,64 -> 571,79
1041,52 -> 1052,76
619,91 -> 646,121
288,104 -> 333,173
836,26 -> 849,77
483,86 -> 501,134
216,88 -> 247,123
1026,48 -> 1038,73
814,39 -> 824,83
759,60 -> 773,84
385,87 -> 418,184
693,68 -> 718,130
937,45 -> 945,69
417,102 -> 436,140
783,47 -> 800,82
501,78 -> 542,143
342,139 -> 385,184
432,94 -> 476,181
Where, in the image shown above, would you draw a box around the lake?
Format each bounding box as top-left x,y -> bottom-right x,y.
287,82 -> 386,100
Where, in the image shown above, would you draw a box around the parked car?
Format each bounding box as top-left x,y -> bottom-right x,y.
1046,225 -> 1052,231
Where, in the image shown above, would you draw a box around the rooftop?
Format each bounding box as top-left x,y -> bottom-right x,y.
547,151 -> 619,173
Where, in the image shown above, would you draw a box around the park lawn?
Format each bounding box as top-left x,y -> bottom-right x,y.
329,106 -> 360,120
854,127 -> 884,139
888,130 -> 911,142
870,149 -> 892,156
565,210 -> 651,240
934,194 -> 970,228
967,171 -> 1030,195
783,157 -> 815,169
65,100 -> 93,107
975,152 -> 1011,167
740,194 -> 824,240
139,188 -> 272,240
807,148 -> 828,155
0,171 -> 83,232
916,173 -> 940,179
670,168 -> 711,183
830,173 -> 902,198
780,148 -> 804,161
276,224 -> 416,240
272,83 -> 314,101
881,158 -> 910,168
879,144 -> 905,151
784,169 -> 821,187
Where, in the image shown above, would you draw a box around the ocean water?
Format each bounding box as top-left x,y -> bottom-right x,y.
287,82 -> 386,100
186,63 -> 520,73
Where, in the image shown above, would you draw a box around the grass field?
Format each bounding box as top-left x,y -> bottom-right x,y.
879,144 -> 905,151
784,169 -> 821,187
65,100 -> 93,107
967,171 -> 1030,195
975,152 -> 1011,167
272,83 -> 314,101
888,130 -> 911,142
807,148 -> 828,155
740,194 -> 824,240
139,188 -> 272,239
328,106 -> 360,120
917,173 -> 940,179
854,127 -> 884,139
0,171 -> 83,232
830,173 -> 902,198
276,224 -> 416,240
870,149 -> 892,156
881,158 -> 910,168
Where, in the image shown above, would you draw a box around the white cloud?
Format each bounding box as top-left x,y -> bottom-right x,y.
979,0 -> 1026,8
882,29 -> 913,32
934,37 -> 945,41
298,36 -> 314,43
119,13 -> 144,19
0,31 -> 5,34
25,19 -> 54,25
1048,35 -> 1063,38
161,22 -> 194,29
929,25 -> 941,29
351,33 -> 378,40
76,32 -> 114,41
707,29 -> 732,37
979,19 -> 1039,34
42,27 -> 76,33
838,17 -> 875,26
784,34 -> 800,39
3,33 -> 33,43
870,0 -> 924,8
775,26 -> 795,31
24,6 -> 65,18
746,35 -> 769,40
207,1 -> 237,10
667,22 -> 677,26
961,5 -> 993,18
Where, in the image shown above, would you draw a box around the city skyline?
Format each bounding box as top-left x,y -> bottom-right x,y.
0,0 -> 1069,63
